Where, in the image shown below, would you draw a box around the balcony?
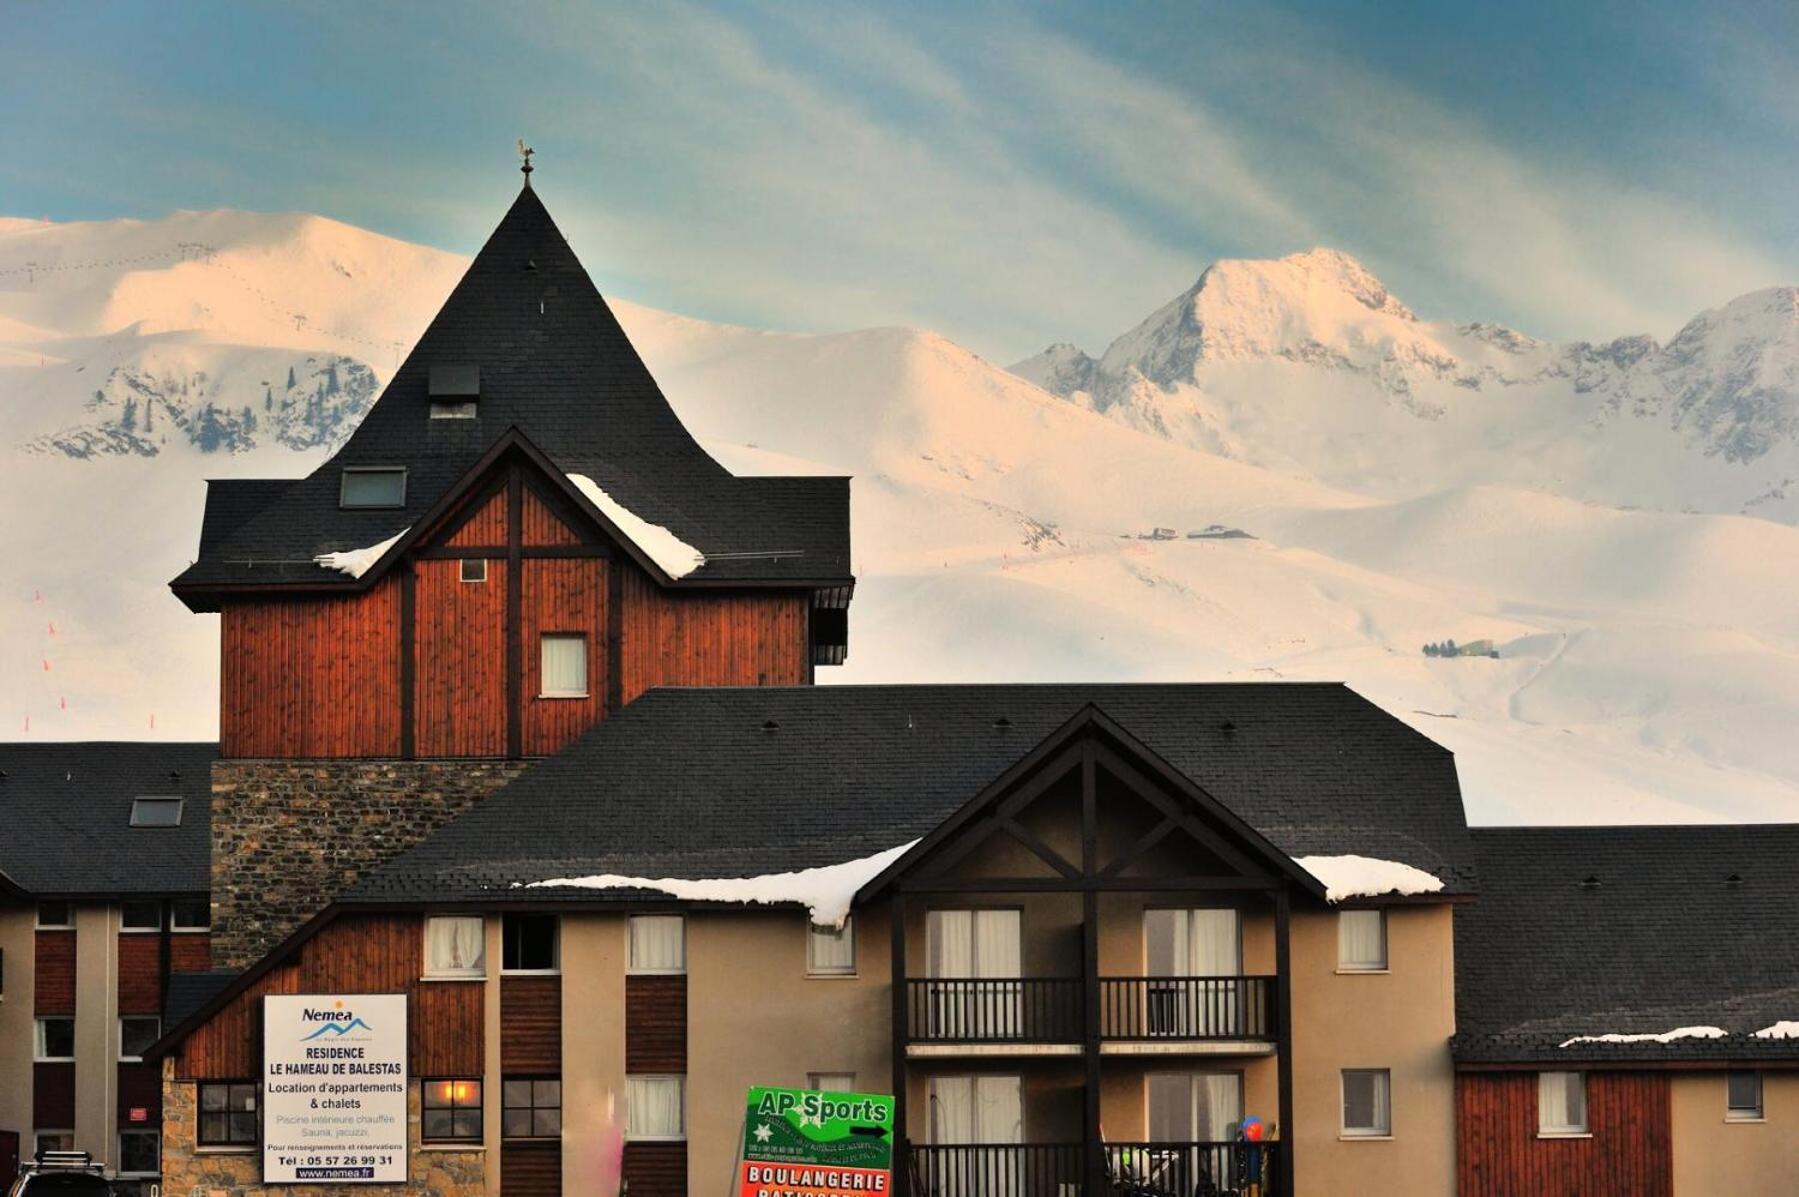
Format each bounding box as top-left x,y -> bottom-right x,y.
904,977 -> 1276,1052
907,1141 -> 1281,1197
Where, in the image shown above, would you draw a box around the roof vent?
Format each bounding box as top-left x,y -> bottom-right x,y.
906,714 -> 917,732
1725,873 -> 1745,888
760,719 -> 780,734
1219,720 -> 1237,735
1578,874 -> 1602,890
525,257 -> 538,271
993,716 -> 1012,730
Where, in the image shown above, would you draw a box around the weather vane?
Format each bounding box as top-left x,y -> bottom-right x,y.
518,139 -> 535,184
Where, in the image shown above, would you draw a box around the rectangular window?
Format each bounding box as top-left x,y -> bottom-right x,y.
1537,1071 -> 1588,1135
171,898 -> 211,931
926,909 -> 1023,1039
1341,1069 -> 1392,1137
807,917 -> 855,976
503,914 -> 560,973
628,915 -> 685,973
1148,1071 -> 1245,1141
198,1081 -> 259,1146
430,401 -> 479,420
809,1073 -> 856,1093
120,900 -> 162,932
539,633 -> 589,698
35,1016 -> 74,1061
129,796 -> 184,827
119,1016 -> 161,1061
339,467 -> 407,508
423,1078 -> 484,1143
1143,908 -> 1241,1037
1337,910 -> 1387,972
926,1076 -> 1023,1145
1727,1071 -> 1763,1121
423,915 -> 486,979
502,1077 -> 562,1140
33,1131 -> 74,1157
626,1075 -> 686,1140
36,901 -> 73,930
118,1129 -> 160,1176
460,557 -> 487,583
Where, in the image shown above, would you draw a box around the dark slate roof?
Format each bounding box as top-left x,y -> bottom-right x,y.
346,683 -> 1473,905
165,969 -> 237,1027
172,183 -> 851,604
1454,826 -> 1799,1064
0,742 -> 216,895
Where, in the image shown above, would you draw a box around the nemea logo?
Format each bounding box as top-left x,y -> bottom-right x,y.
301,1007 -> 356,1023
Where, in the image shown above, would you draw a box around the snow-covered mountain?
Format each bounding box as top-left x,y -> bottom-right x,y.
1012,249 -> 1799,522
4,209 -> 1798,827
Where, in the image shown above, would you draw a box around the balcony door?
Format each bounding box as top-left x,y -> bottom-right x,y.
1143,908 -> 1241,1037
927,909 -> 1022,1039
1146,1072 -> 1244,1190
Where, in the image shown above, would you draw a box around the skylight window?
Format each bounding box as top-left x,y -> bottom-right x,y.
429,363 -> 480,419
340,467 -> 407,508
129,797 -> 184,828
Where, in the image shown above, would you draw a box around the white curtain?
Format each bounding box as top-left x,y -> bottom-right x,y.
1344,1070 -> 1392,1135
540,634 -> 588,696
424,916 -> 485,977
927,910 -> 1021,1038
1145,910 -> 1239,1035
808,918 -> 856,973
1147,1072 -> 1241,1141
626,1075 -> 685,1138
1538,1072 -> 1585,1132
1338,910 -> 1386,970
927,1076 -> 1022,1144
629,915 -> 685,972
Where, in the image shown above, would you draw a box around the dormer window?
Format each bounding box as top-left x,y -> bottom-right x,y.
340,467 -> 407,508
429,363 -> 480,419
130,796 -> 184,827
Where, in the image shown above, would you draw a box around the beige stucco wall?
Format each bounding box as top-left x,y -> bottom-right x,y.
0,904 -> 34,1147
74,903 -> 118,1167
1289,903 -> 1456,1197
1671,1072 -> 1799,1196
560,913 -> 627,1193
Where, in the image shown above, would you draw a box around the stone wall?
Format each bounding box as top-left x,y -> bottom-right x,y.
162,1059 -> 489,1197
210,759 -> 530,968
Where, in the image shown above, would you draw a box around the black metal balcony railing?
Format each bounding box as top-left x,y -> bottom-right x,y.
907,1141 -> 1280,1197
905,977 -> 1275,1044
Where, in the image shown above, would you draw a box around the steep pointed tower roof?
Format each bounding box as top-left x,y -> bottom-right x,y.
172,180 -> 851,608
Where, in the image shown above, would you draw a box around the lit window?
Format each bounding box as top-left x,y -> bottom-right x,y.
809,1073 -> 856,1093
460,557 -> 487,583
172,898 -> 211,931
1538,1071 -> 1588,1135
130,796 -> 184,828
423,1078 -> 484,1143
423,916 -> 486,979
339,467 -> 407,508
626,1075 -> 686,1140
628,915 -> 685,973
807,917 -> 855,976
430,401 -> 479,420
121,900 -> 162,932
1727,1071 -> 1763,1121
118,1129 -> 160,1176
540,633 -> 589,697
1337,910 -> 1387,971
33,1131 -> 74,1157
428,364 -> 479,419
503,914 -> 560,973
502,1077 -> 562,1139
35,1017 -> 75,1062
198,1081 -> 259,1146
1342,1069 -> 1392,1137
119,1016 -> 161,1061
36,901 -> 72,930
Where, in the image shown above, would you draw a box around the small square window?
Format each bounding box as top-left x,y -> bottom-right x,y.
1538,1071 -> 1588,1135
1727,1071 -> 1763,1121
423,1078 -> 484,1143
540,634 -> 589,698
626,1075 -> 686,1140
628,915 -> 685,973
503,914 -> 560,973
198,1081 -> 259,1146
807,918 -> 856,976
424,916 -> 486,979
33,1131 -> 74,1158
121,900 -> 162,932
809,1073 -> 856,1093
36,901 -> 73,930
460,557 -> 488,583
1337,910 -> 1387,971
339,467 -> 407,508
172,898 -> 211,931
35,1017 -> 75,1062
1342,1069 -> 1391,1137
129,796 -> 184,828
502,1077 -> 562,1139
118,1129 -> 160,1175
120,1016 -> 161,1061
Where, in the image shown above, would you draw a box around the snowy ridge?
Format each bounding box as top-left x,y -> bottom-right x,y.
1752,1022 -> 1799,1040
1295,854 -> 1445,903
1558,1026 -> 1727,1048
566,473 -> 706,579
313,527 -> 409,580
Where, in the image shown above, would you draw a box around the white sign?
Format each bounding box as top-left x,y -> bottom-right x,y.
263,993 -> 408,1184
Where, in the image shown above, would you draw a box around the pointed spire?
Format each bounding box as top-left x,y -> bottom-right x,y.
517,139 -> 535,188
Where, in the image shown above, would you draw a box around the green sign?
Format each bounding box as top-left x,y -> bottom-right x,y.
740,1086 -> 895,1197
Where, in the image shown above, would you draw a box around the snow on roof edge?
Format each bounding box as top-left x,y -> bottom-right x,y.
1558,1026 -> 1728,1048
566,473 -> 705,580
313,526 -> 409,579
1752,1022 -> 1799,1041
1295,854 -> 1444,903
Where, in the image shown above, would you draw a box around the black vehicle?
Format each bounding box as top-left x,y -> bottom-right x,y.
7,1151 -> 115,1197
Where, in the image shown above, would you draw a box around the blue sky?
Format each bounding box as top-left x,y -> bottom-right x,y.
3,0 -> 1796,360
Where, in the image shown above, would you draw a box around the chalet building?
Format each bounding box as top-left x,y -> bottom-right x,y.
0,742 -> 218,1194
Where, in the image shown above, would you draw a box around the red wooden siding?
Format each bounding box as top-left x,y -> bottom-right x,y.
117,934 -> 162,1015
33,1063 -> 74,1127
521,558 -> 606,756
522,487 -> 581,546
1457,1071 -> 1672,1197
34,930 -> 74,1014
447,487 -> 509,548
220,579 -> 403,757
171,933 -> 211,973
175,913 -> 479,1081
501,976 -> 562,1073
621,1143 -> 685,1197
501,1141 -> 561,1197
618,569 -> 810,704
625,975 -> 686,1072
415,558 -> 507,756
118,1062 -> 161,1126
